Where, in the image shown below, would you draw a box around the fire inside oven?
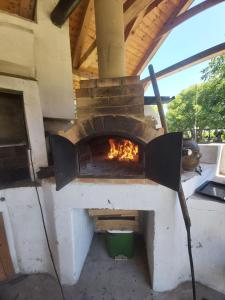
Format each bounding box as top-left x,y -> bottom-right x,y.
78,135 -> 145,178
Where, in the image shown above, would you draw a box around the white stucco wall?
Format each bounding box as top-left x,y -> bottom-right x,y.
0,1 -> 75,119
0,22 -> 35,78
73,209 -> 94,280
219,145 -> 225,175
0,187 -> 53,275
188,195 -> 225,293
199,144 -> 225,177
199,144 -> 219,164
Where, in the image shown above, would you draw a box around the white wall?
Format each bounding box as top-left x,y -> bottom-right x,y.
35,0 -> 75,119
0,187 -> 53,275
41,182 -> 95,285
188,195 -> 225,293
219,145 -> 225,175
0,1 -> 75,119
73,209 -> 94,280
199,144 -> 219,164
0,22 -> 35,78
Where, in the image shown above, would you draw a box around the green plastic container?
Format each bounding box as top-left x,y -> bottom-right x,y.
106,230 -> 134,258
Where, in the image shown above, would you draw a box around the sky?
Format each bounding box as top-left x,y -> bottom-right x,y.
141,0 -> 225,97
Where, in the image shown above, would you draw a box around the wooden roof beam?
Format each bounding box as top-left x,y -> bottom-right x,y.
159,0 -> 225,37
77,40 -> 96,69
73,0 -> 94,68
133,0 -> 193,75
125,0 -> 164,42
133,0 -> 224,75
73,68 -> 98,79
19,0 -> 36,20
141,42 -> 225,86
51,0 -> 82,27
124,0 -> 156,27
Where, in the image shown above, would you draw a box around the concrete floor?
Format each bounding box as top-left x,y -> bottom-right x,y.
0,234 -> 224,300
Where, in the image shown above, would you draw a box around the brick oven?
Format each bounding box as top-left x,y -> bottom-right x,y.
49,75 -> 183,192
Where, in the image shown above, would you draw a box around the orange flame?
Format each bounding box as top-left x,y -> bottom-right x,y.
107,138 -> 139,162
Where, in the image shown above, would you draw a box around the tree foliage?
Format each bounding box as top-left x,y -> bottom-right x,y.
201,55 -> 225,81
167,55 -> 225,139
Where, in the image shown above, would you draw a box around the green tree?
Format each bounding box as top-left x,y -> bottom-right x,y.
201,55 -> 225,81
167,55 -> 225,141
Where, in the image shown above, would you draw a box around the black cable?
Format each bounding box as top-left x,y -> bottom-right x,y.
29,149 -> 66,300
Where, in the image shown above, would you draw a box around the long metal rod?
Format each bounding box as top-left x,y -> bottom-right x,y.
148,65 -> 168,133
148,64 -> 196,300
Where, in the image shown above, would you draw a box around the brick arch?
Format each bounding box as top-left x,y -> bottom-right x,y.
76,115 -> 162,144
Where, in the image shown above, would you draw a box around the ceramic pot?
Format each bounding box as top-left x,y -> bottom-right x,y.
182,139 -> 201,171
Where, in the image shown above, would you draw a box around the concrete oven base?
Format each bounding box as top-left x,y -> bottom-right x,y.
40,163 -> 224,292
0,146 -> 225,294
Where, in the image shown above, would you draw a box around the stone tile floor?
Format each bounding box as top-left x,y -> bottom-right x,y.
0,234 -> 224,300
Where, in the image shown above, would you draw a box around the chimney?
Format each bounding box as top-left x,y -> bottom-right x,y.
94,0 -> 125,78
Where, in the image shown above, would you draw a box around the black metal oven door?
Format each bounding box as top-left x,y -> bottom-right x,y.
50,135 -> 78,191
145,132 -> 183,191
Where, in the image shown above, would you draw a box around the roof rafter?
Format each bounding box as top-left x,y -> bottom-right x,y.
73,0 -> 94,68
132,0 -> 193,75
159,0 -> 225,37
125,0 -> 164,42
19,0 -> 36,20
124,0 -> 156,27
77,40 -> 97,69
141,42 -> 225,86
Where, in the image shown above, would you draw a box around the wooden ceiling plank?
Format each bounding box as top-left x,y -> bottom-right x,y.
144,0 -> 165,16
132,0 -> 194,75
125,17 -> 137,41
141,42 -> 225,86
125,13 -> 149,43
124,0 -> 156,27
160,0 -> 225,36
19,0 -> 34,19
73,0 -> 94,68
77,40 -> 97,69
123,0 -> 136,12
125,0 -> 164,43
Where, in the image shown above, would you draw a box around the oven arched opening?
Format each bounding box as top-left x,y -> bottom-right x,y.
49,132 -> 183,192
76,133 -> 146,179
